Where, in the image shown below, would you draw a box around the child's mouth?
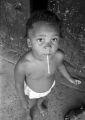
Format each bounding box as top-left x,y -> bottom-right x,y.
43,53 -> 51,56
42,53 -> 52,59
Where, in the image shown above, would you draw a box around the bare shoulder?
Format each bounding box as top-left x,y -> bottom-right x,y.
56,50 -> 64,61
14,52 -> 32,83
14,52 -> 32,73
14,58 -> 26,75
55,50 -> 64,65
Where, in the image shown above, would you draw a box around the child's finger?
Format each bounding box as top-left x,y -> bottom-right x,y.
75,80 -> 81,85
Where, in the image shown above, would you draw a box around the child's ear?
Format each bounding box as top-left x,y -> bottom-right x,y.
27,38 -> 32,48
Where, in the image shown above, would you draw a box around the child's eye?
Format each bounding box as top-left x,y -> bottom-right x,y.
52,38 -> 58,42
37,38 -> 44,44
37,38 -> 43,42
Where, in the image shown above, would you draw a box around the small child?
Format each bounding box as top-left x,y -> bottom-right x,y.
14,10 -> 81,120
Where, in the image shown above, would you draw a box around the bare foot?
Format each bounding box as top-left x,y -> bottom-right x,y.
22,109 -> 31,120
27,115 -> 31,120
26,109 -> 31,120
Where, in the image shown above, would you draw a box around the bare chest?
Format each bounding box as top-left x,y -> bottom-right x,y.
25,58 -> 58,80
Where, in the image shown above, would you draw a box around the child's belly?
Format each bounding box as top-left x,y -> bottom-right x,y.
26,77 -> 55,93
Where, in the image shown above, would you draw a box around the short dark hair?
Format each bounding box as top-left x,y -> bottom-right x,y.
25,10 -> 61,38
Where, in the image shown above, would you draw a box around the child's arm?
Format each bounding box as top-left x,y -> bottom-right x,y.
14,61 -> 29,110
57,52 -> 81,85
58,64 -> 81,85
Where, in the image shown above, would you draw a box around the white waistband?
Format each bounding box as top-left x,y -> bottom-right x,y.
24,80 -> 55,99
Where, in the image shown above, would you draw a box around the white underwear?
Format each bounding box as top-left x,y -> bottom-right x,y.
24,80 -> 55,99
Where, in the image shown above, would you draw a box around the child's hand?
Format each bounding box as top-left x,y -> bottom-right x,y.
74,79 -> 81,85
69,78 -> 81,85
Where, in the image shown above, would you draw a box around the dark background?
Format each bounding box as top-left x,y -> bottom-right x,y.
30,0 -> 48,13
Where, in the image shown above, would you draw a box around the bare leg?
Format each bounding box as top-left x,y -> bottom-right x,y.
26,97 -> 38,120
37,97 -> 48,116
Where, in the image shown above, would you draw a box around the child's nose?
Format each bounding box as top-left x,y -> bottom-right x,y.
44,42 -> 52,49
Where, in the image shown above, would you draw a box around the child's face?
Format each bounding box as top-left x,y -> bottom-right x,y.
27,22 -> 59,58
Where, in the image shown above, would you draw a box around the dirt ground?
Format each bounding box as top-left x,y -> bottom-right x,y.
0,55 -> 85,120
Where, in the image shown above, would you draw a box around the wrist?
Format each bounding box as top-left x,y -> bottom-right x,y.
68,78 -> 74,83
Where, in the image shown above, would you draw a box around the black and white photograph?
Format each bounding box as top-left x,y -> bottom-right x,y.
0,0 -> 85,120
